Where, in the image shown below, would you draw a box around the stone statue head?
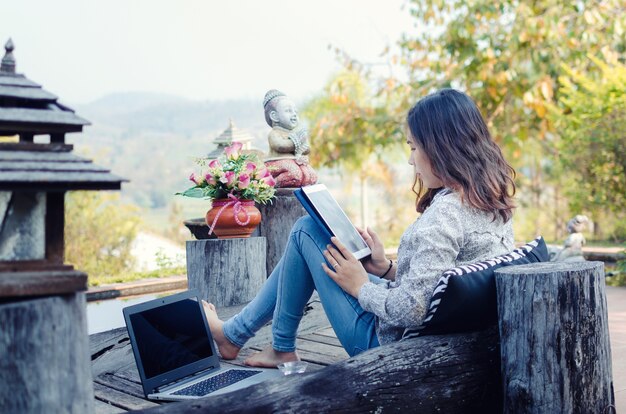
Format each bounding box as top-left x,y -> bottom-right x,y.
263,89 -> 299,130
566,215 -> 589,234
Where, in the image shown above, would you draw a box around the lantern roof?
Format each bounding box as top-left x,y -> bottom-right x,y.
213,119 -> 254,145
0,38 -> 124,191
0,39 -> 89,135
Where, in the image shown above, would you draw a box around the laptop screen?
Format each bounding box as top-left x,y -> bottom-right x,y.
129,297 -> 214,379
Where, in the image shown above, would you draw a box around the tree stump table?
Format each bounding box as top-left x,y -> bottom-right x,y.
186,237 -> 266,306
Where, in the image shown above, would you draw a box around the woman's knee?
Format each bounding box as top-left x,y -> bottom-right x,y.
291,215 -> 316,234
290,216 -> 329,246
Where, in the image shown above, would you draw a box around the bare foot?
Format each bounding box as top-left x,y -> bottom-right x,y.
244,345 -> 300,368
202,300 -> 240,360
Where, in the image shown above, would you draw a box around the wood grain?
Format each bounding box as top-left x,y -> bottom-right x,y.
0,293 -> 94,413
186,238 -> 266,306
496,261 -> 614,413
257,189 -> 307,276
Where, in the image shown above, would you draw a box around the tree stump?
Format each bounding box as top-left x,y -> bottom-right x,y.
256,188 -> 306,277
135,327 -> 502,414
0,293 -> 94,413
495,261 -> 614,413
186,237 -> 266,306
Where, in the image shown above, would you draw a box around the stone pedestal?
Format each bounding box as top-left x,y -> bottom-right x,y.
186,237 -> 266,306
256,188 -> 307,277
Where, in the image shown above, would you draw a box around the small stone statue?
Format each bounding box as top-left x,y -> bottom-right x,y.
263,89 -> 317,188
552,215 -> 590,262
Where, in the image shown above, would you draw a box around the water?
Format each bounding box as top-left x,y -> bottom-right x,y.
86,291 -> 182,335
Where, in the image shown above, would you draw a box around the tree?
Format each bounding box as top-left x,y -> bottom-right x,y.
396,0 -> 626,239
549,56 -> 626,241
65,191 -> 141,284
303,70 -> 414,233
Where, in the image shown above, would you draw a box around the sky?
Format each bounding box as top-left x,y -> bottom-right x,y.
2,0 -> 414,104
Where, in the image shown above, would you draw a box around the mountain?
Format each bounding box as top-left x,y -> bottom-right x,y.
67,92 -> 271,210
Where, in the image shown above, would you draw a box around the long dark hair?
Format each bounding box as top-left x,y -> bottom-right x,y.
407,89 -> 516,222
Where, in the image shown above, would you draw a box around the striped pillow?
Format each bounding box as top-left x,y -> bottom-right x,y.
403,237 -> 548,339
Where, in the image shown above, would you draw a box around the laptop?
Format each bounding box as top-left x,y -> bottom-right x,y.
123,289 -> 282,401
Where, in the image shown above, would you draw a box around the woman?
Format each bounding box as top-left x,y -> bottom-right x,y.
203,88 -> 516,367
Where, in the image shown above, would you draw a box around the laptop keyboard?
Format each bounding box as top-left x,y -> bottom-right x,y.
173,369 -> 263,396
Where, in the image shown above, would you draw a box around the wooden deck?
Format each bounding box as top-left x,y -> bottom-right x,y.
90,295 -> 348,413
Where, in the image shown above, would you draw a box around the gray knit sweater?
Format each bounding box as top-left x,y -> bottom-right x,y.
358,189 -> 514,345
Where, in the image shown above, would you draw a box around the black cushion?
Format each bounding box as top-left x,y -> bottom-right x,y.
403,237 -> 549,338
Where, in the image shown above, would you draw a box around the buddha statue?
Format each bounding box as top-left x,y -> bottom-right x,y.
552,215 -> 589,262
263,89 -> 317,188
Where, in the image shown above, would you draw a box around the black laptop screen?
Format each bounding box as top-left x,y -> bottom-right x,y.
129,298 -> 214,379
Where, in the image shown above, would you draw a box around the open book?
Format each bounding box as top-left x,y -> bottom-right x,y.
294,184 -> 372,260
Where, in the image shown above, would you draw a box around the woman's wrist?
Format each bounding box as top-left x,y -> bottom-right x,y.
380,259 -> 393,278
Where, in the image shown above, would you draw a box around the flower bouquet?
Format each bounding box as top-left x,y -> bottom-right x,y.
178,142 -> 276,238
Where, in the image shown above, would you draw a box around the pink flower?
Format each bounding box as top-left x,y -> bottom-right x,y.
257,166 -> 271,178
204,173 -> 217,185
238,174 -> 251,189
208,159 -> 221,169
224,141 -> 243,159
261,175 -> 276,187
224,171 -> 236,186
189,173 -> 205,186
246,162 -> 256,174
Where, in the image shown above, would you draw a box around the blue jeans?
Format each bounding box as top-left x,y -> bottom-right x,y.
222,216 -> 381,357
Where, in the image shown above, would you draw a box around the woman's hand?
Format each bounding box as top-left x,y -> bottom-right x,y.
322,237 -> 369,298
356,227 -> 389,276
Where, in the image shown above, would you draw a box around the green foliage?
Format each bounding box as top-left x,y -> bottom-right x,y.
65,191 -> 141,284
400,0 -> 625,144
304,1 -> 626,241
303,69 -> 406,172
549,57 -> 626,241
303,70 -> 417,243
606,256 -> 626,287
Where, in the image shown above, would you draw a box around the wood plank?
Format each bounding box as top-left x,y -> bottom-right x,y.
86,275 -> 187,302
0,74 -> 40,88
96,373 -> 148,400
90,327 -> 129,358
0,270 -> 87,297
93,382 -> 159,411
0,107 -> 88,125
94,399 -> 126,414
0,260 -> 73,272
0,144 -> 75,156
0,180 -> 123,191
0,84 -> 57,101
0,171 -> 123,182
298,332 -> 343,347
0,161 -> 109,172
45,191 -> 64,264
314,326 -> 337,338
296,338 -> 348,360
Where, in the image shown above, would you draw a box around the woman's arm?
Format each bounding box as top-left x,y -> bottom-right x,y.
357,198 -> 465,327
